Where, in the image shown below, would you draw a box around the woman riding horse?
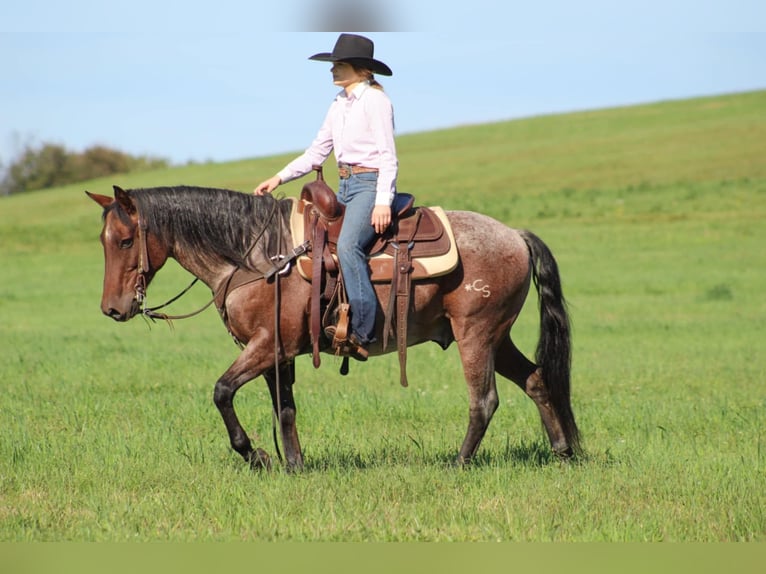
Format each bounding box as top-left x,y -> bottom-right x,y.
255,33 -> 397,362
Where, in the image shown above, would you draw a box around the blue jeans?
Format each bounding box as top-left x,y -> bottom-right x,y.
336,172 -> 379,345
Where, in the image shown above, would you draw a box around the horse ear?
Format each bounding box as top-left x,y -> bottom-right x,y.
85,190 -> 114,208
113,185 -> 137,215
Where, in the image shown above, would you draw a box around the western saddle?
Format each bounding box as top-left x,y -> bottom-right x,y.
297,166 -> 454,387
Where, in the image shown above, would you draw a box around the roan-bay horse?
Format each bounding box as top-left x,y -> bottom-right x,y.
87,185 -> 580,470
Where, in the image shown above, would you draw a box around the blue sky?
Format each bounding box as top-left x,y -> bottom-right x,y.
1,1 -> 764,167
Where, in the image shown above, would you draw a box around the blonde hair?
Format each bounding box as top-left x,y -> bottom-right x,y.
347,60 -> 384,90
367,76 -> 384,91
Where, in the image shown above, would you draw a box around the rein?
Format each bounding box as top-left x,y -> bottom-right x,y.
136,216 -> 212,322
140,276 -> 212,322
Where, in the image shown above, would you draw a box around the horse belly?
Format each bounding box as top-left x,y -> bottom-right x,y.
369,280 -> 453,352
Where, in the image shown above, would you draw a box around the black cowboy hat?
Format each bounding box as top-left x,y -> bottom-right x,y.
309,33 -> 392,76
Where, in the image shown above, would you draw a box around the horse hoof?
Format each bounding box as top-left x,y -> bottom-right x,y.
454,455 -> 472,467
553,446 -> 574,460
248,448 -> 272,471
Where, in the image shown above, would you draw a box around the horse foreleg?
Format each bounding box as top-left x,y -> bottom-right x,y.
263,362 -> 304,472
213,346 -> 272,470
456,339 -> 499,464
213,380 -> 270,469
494,338 -> 571,457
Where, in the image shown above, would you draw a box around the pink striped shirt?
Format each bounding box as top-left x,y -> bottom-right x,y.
277,82 -> 398,206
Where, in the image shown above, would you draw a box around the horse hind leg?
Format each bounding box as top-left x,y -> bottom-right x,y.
494,337 -> 573,457
455,338 -> 500,464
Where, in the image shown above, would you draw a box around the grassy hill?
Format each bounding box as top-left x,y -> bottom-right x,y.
1,90 -> 764,541
3,90 -> 763,247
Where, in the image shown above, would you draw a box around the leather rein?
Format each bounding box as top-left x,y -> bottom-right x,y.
134,217 -> 214,323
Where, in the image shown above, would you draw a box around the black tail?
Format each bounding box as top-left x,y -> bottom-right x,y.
520,230 -> 580,454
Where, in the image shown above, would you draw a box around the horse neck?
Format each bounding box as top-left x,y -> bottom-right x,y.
169,243 -> 238,293
165,218 -> 288,293
139,187 -> 288,292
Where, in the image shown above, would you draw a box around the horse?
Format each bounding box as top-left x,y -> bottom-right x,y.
87,184 -> 580,471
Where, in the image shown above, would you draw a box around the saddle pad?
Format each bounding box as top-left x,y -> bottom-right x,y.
288,198 -> 459,283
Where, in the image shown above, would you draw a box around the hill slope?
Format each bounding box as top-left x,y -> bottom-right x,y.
2,90 -> 764,232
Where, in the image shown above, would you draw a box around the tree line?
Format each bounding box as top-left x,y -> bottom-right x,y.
0,142 -> 169,195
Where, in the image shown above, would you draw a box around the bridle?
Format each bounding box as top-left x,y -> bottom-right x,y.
132,215 -> 209,322
134,216 -> 150,308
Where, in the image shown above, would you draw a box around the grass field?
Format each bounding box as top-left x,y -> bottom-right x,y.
0,90 -> 764,541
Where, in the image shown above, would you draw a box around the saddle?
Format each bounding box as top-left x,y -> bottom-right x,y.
295,166 -> 457,387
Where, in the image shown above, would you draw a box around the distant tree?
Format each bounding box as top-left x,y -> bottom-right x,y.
0,142 -> 169,195
1,143 -> 69,195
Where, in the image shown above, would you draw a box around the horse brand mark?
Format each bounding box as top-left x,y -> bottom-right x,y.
465,279 -> 491,298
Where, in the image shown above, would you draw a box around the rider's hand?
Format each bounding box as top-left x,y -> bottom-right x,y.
371,205 -> 392,234
253,175 -> 281,195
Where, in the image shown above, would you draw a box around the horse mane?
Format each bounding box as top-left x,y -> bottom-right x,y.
127,186 -> 292,270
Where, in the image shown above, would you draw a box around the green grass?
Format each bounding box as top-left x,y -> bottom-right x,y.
1,91 -> 765,541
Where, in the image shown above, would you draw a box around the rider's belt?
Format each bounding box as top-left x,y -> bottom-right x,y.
338,163 -> 379,179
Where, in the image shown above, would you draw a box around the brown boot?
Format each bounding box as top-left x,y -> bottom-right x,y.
346,333 -> 369,362
324,326 -> 368,362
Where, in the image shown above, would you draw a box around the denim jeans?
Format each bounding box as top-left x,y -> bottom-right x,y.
336,171 -> 379,345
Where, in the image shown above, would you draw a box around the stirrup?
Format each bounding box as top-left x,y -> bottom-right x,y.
324,324 -> 368,362
329,303 -> 350,348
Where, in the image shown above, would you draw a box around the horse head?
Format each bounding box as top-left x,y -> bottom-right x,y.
86,185 -> 169,321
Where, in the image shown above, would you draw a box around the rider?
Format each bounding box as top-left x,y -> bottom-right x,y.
254,33 -> 397,362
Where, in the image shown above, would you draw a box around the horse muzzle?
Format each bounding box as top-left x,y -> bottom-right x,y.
102,298 -> 140,322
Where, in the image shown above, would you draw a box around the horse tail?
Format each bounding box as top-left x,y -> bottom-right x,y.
519,230 -> 580,454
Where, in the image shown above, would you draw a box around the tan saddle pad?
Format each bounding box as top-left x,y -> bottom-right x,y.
288,197 -> 459,283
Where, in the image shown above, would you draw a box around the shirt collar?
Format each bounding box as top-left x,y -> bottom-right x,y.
337,81 -> 371,102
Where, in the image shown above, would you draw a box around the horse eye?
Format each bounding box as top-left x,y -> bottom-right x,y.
120,238 -> 134,249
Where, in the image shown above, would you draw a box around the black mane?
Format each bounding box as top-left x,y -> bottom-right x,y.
128,186 -> 292,270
